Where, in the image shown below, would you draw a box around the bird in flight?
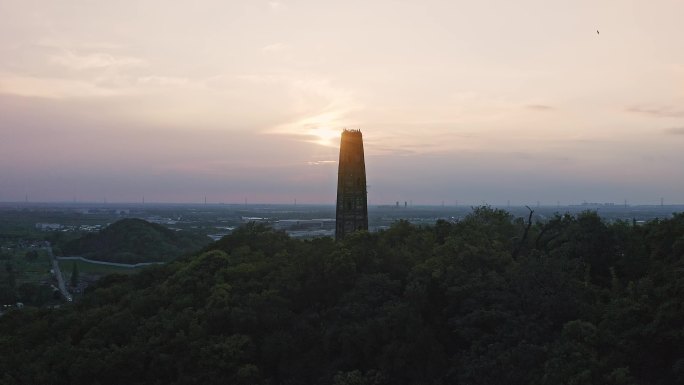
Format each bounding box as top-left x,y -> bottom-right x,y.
597,30 -> 600,35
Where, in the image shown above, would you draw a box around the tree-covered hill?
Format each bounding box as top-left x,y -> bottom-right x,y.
2,208 -> 684,384
62,218 -> 211,264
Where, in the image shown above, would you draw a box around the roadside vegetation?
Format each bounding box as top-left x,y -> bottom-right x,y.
57,259 -> 143,277
0,244 -> 55,306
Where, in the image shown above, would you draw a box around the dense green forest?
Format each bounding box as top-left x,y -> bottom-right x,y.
62,218 -> 211,264
2,207 -> 684,384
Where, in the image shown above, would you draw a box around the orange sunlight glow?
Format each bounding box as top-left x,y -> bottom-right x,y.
270,110 -> 354,148
309,126 -> 341,147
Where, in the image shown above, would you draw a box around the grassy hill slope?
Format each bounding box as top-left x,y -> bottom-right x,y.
62,218 -> 210,264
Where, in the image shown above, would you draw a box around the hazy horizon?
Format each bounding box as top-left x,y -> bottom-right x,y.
4,199 -> 683,208
2,0 -> 684,205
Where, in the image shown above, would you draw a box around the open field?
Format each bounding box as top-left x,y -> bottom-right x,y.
0,246 -> 52,284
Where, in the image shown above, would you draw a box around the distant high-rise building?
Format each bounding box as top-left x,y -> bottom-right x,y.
336,129 -> 368,240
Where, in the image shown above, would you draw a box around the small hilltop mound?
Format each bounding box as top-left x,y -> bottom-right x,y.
63,218 -> 211,264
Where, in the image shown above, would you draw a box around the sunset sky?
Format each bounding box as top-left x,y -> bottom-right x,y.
1,0 -> 684,205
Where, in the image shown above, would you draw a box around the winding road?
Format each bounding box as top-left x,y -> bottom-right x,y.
45,243 -> 71,302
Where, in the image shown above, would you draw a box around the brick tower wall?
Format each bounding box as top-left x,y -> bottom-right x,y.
335,129 -> 368,240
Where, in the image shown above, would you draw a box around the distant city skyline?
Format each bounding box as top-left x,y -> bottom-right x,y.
2,1 -> 684,204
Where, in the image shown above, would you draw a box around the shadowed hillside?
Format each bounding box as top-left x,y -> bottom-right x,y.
2,208 -> 684,384
62,218 -> 211,264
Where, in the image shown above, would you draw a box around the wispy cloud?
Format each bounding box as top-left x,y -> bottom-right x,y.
306,160 -> 337,166
664,127 -> 684,135
268,1 -> 284,11
234,73 -> 283,84
266,75 -> 360,146
136,76 -> 190,87
0,72 -> 198,99
36,37 -> 125,51
0,72 -> 123,98
627,106 -> 684,118
504,151 -> 570,162
369,145 -> 418,157
526,104 -> 553,111
50,51 -> 147,71
276,110 -> 355,147
262,43 -> 289,53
